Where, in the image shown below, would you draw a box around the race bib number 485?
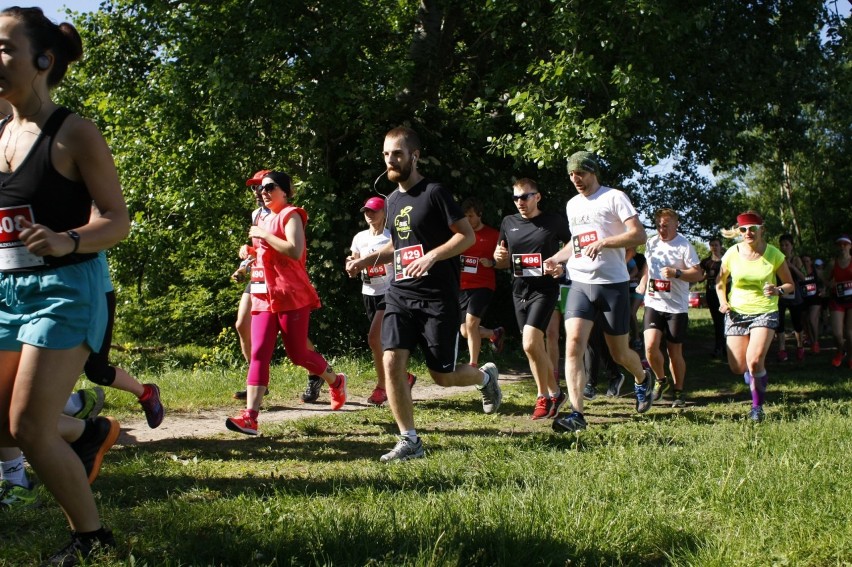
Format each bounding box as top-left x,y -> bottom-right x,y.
572,231 -> 598,257
0,205 -> 45,270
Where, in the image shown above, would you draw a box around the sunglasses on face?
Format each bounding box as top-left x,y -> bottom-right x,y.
260,183 -> 279,193
512,192 -> 538,202
738,225 -> 762,233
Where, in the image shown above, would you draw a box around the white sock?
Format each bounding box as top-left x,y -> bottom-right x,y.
402,430 -> 418,441
1,455 -> 27,487
64,391 -> 85,415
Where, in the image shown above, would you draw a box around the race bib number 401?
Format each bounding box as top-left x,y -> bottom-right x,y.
512,253 -> 543,277
0,205 -> 45,270
394,244 -> 427,281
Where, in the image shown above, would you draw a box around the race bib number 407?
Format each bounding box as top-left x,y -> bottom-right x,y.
394,244 -> 427,281
0,205 -> 45,270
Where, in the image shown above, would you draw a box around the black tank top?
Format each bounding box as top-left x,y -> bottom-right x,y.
0,107 -> 96,271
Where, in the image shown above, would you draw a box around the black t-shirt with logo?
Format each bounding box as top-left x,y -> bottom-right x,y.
386,179 -> 464,301
498,211 -> 571,296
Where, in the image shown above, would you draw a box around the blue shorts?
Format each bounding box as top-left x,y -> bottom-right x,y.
0,259 -> 107,352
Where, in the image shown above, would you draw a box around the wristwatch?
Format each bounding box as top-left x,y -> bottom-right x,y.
675,268 -> 682,279
66,230 -> 80,254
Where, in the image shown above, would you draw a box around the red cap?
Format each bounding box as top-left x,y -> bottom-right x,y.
245,169 -> 271,187
736,212 -> 763,226
360,196 -> 386,212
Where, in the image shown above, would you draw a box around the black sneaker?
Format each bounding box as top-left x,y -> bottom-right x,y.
233,387 -> 270,400
606,373 -> 625,397
300,375 -> 323,403
552,410 -> 588,433
582,382 -> 596,400
70,417 -> 120,485
634,369 -> 654,414
43,528 -> 115,566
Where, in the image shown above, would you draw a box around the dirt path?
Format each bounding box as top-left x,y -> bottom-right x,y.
117,371 -> 531,445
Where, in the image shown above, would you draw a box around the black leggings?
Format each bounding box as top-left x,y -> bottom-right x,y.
84,291 -> 117,386
705,289 -> 725,350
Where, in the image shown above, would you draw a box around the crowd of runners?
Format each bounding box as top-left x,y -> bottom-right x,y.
0,7 -> 851,566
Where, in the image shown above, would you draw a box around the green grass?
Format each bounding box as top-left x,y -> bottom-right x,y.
4,309 -> 852,566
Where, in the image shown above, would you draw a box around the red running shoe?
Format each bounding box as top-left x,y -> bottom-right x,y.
796,347 -> 805,361
367,387 -> 387,406
811,341 -> 820,354
329,374 -> 347,410
531,396 -> 551,420
490,327 -> 505,354
225,409 -> 258,435
547,391 -> 567,419
832,352 -> 845,368
776,350 -> 788,362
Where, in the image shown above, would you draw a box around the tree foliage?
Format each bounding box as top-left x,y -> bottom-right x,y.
52,0 -> 848,349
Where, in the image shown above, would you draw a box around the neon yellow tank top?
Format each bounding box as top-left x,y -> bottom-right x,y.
722,244 -> 785,315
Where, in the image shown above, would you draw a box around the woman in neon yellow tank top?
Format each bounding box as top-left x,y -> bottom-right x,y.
716,211 -> 795,422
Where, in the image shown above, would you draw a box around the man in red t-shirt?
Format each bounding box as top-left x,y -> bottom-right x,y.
458,197 -> 504,366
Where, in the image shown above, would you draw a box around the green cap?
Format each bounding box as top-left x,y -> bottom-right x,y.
567,151 -> 600,175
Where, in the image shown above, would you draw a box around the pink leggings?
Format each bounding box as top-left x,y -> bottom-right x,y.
247,307 -> 327,387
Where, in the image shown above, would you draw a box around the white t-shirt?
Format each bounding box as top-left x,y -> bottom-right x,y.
565,185 -> 640,284
643,233 -> 700,313
351,229 -> 392,296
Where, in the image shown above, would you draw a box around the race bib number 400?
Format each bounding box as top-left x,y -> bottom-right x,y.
572,231 -> 598,258
0,205 -> 45,270
512,253 -> 543,277
394,244 -> 427,281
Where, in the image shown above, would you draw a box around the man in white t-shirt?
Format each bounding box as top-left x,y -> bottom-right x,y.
642,208 -> 702,408
544,151 -> 652,432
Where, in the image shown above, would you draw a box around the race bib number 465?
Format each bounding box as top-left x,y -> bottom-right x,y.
394,244 -> 427,281
0,205 -> 45,270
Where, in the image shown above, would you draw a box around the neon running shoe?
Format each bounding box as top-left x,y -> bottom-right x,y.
0,479 -> 40,510
583,382 -> 596,400
796,347 -> 805,361
490,327 -> 505,354
531,396 -> 551,420
45,528 -> 115,567
233,387 -> 269,400
380,435 -> 425,463
329,374 -> 347,410
300,375 -> 323,403
606,373 -> 625,398
139,383 -> 164,429
749,405 -> 765,422
832,352 -> 845,368
367,387 -> 387,406
635,369 -> 654,414
776,350 -> 788,362
477,362 -> 502,414
552,410 -> 588,433
72,387 -> 105,420
70,416 -> 121,485
548,391 -> 567,419
225,409 -> 258,435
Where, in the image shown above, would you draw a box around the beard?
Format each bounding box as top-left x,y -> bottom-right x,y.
387,160 -> 413,183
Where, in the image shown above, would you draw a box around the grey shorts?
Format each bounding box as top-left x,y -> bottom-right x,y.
565,281 -> 631,336
724,310 -> 779,336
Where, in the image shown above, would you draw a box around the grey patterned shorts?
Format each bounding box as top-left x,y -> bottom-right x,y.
725,310 -> 779,336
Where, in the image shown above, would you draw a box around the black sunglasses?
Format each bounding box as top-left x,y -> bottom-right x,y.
260,183 -> 279,193
512,192 -> 538,202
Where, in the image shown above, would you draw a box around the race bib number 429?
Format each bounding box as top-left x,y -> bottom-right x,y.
394,244 -> 427,281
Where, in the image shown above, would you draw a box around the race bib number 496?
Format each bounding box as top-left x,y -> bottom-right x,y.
512,253 -> 543,277
394,244 -> 427,281
0,205 -> 45,270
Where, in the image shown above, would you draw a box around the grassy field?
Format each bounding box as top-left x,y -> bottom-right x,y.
4,309 -> 852,566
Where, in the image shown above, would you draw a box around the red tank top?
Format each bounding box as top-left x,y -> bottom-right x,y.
250,206 -> 321,313
831,258 -> 852,302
